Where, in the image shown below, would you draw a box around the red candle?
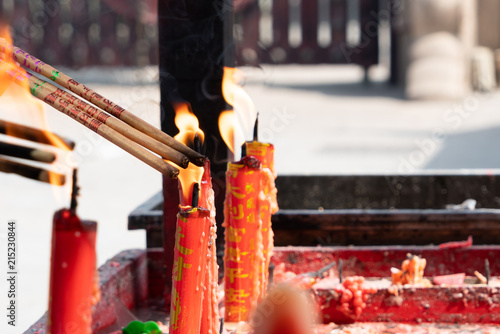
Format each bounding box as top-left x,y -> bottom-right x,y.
224,156 -> 264,322
245,141 -> 278,299
168,102 -> 215,332
48,209 -> 97,334
169,207 -> 210,334
200,160 -> 220,334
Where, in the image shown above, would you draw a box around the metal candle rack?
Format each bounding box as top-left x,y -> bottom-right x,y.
124,173 -> 500,328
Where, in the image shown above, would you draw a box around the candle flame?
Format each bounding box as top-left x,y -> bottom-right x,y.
219,67 -> 255,158
218,110 -> 237,154
172,101 -> 204,205
174,102 -> 205,145
0,25 -> 73,202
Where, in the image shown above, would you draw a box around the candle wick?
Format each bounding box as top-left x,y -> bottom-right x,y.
191,183 -> 200,208
193,132 -> 202,154
485,259 -> 490,285
268,262 -> 275,286
70,168 -> 79,212
219,317 -> 224,334
240,143 -> 247,158
338,259 -> 343,284
253,112 -> 259,142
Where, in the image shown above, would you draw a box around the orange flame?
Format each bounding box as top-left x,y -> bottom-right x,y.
218,110 -> 237,154
0,25 -> 15,96
172,102 -> 204,205
0,26 -> 72,196
219,67 -> 255,158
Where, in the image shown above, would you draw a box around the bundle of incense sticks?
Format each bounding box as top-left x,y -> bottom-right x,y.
0,156 -> 65,185
0,119 -> 75,149
0,119 -> 71,184
0,38 -> 206,178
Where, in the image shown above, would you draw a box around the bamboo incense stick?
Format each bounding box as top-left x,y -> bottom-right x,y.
0,141 -> 56,163
0,156 -> 65,184
0,119 -> 75,150
6,69 -> 179,178
25,72 -> 189,168
0,38 -> 206,166
44,92 -> 179,178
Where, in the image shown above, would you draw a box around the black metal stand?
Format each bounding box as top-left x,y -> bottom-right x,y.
158,0 -> 233,306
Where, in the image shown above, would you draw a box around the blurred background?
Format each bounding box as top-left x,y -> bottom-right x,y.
2,0 -> 500,331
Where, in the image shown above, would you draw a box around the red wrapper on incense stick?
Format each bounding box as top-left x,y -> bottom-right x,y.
224,156 -> 264,322
245,141 -> 278,298
48,209 -> 98,334
200,160 -> 220,334
170,207 -> 210,334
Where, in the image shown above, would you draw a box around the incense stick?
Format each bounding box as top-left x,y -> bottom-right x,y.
0,38 -> 206,166
0,157 -> 65,184
0,141 -> 56,163
6,70 -> 179,178
0,119 -> 75,150
25,72 -> 189,168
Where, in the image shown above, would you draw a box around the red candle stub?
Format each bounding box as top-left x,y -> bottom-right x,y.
245,141 -> 278,299
224,156 -> 264,322
170,207 -> 210,334
245,141 -> 276,177
48,209 -> 97,334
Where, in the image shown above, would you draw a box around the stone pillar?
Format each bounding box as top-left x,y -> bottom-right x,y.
477,0 -> 500,49
403,0 -> 477,100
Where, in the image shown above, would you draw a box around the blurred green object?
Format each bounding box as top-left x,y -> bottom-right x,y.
122,320 -> 162,334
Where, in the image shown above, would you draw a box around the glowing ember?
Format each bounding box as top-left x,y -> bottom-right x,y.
172,102 -> 204,205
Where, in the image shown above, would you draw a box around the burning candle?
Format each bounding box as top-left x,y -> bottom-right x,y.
219,67 -> 280,319
169,204 -> 210,334
169,102 -> 220,334
244,139 -> 278,299
162,102 -> 204,310
48,171 -> 98,334
223,155 -> 264,322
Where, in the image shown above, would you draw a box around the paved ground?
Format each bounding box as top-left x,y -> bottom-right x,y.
1,64 -> 500,331
244,65 -> 500,174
